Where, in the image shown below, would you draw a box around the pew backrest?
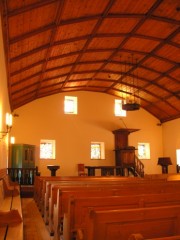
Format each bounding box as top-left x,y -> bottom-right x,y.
86,205 -> 180,240
63,192 -> 180,240
0,174 -> 23,240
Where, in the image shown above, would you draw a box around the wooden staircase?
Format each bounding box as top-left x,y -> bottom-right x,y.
128,155 -> 144,177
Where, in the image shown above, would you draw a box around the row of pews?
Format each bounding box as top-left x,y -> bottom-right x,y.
34,174 -> 180,240
0,169 -> 23,240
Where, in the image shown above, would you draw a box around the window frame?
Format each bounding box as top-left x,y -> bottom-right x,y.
176,149 -> 180,166
40,139 -> 56,160
64,96 -> 78,114
138,142 -> 150,160
114,99 -> 126,117
90,142 -> 105,160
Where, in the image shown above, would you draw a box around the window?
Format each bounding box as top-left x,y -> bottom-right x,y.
114,99 -> 126,117
176,149 -> 180,166
138,143 -> 150,159
91,142 -> 105,159
40,139 -> 56,159
64,96 -> 78,114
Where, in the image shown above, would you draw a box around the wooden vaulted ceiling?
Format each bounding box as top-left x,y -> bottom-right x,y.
0,0 -> 180,123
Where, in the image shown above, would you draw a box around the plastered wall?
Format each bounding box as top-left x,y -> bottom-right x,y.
10,91 -> 166,176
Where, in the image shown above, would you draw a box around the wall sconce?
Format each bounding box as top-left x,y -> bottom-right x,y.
10,136 -> 15,144
158,157 -> 172,174
0,113 -> 13,139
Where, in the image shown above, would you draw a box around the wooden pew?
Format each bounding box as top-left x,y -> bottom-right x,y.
53,187 -> 127,237
34,174 -> 180,204
0,168 -> 20,196
129,233 -> 180,239
38,174 -> 169,213
34,175 -> 180,238
35,173 -> 178,206
53,180 -> 180,239
43,175 -> 164,219
62,192 -> 180,240
49,182 -> 140,235
42,177 -> 146,221
52,180 -> 180,238
167,174 -> 180,181
34,176 -> 112,204
85,205 -> 180,240
0,169 -> 23,240
45,177 -> 157,232
34,175 -> 145,209
46,177 -> 144,210
145,173 -> 180,181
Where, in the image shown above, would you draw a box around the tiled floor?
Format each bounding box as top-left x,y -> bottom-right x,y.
21,198 -> 53,240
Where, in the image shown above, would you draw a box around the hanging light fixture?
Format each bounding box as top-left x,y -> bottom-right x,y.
122,55 -> 140,111
122,102 -> 140,111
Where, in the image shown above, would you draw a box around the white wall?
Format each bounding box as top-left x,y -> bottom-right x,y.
11,91 -> 164,176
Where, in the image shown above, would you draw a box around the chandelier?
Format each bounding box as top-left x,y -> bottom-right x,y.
122,102 -> 140,111
122,55 -> 140,111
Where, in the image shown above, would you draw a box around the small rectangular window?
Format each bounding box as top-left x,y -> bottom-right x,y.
64,96 -> 78,114
114,99 -> 126,117
176,149 -> 180,166
40,139 -> 56,159
138,143 -> 150,159
91,142 -> 105,160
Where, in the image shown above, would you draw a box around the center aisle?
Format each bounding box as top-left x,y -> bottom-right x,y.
21,198 -> 53,240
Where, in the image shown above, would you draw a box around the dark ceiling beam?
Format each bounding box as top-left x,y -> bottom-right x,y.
4,0 -> 57,17
9,24 -> 55,44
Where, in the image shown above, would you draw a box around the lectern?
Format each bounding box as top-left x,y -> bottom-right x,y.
158,157 -> 172,174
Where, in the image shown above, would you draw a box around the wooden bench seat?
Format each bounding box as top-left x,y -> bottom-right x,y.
34,175 -> 180,239
52,180 -> 180,238
34,175 -> 146,208
0,169 -> 23,240
129,233 -> 180,239
34,174 -> 178,206
145,173 -> 180,181
50,185 -> 132,235
36,174 -> 169,214
45,178 -> 146,221
34,176 -> 114,204
85,205 -> 180,240
42,176 -> 167,223
45,182 -> 118,224
41,177 -> 147,223
45,178 -> 160,231
167,174 -> 180,181
62,192 -> 180,240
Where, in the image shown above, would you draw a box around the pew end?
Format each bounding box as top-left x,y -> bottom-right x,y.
0,209 -> 22,226
128,233 -> 145,240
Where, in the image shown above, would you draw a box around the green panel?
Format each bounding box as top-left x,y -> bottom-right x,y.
11,144 -> 35,168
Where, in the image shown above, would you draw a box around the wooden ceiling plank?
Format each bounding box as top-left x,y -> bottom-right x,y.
5,0 -> 57,17
1,0 -> 179,122
59,0 -> 117,90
